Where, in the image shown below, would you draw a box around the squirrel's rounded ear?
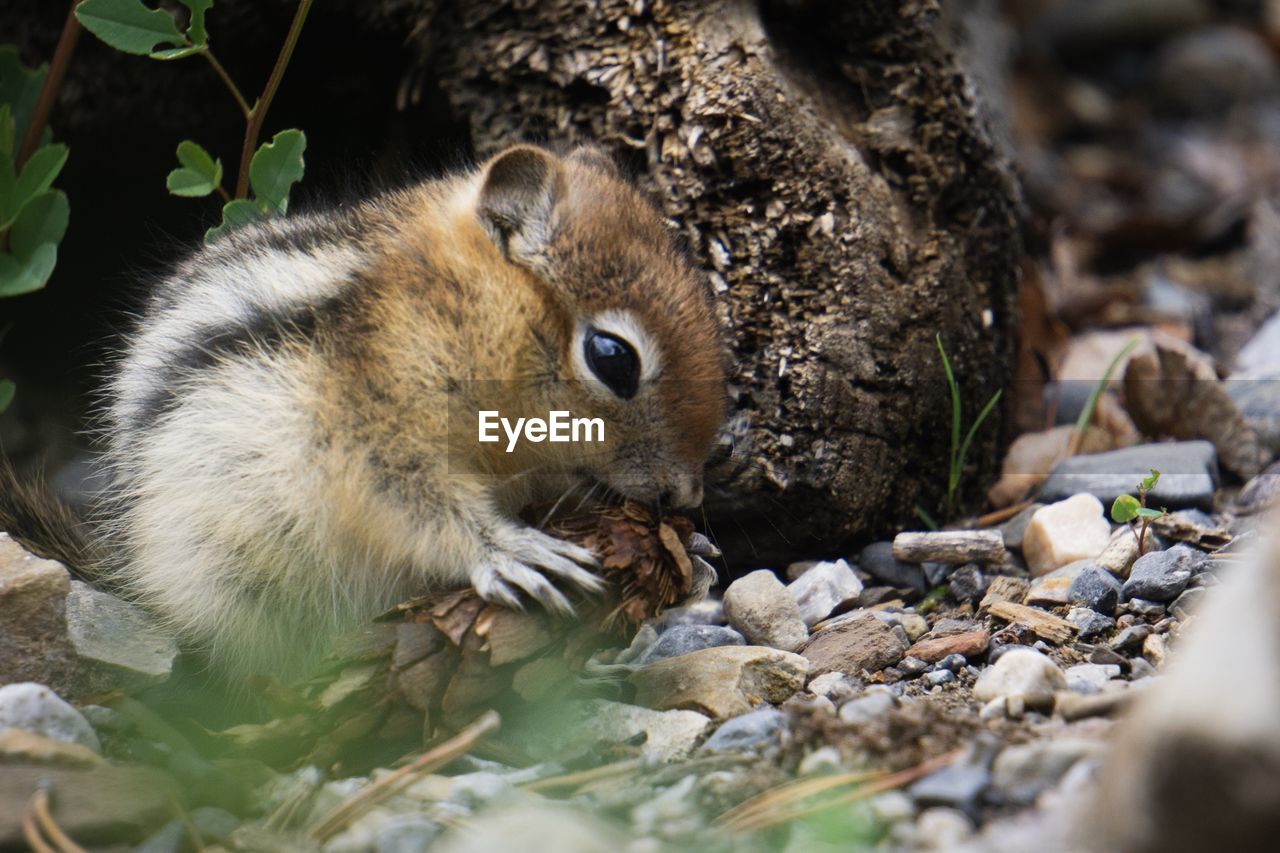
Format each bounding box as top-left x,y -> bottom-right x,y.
477,145 -> 565,265
567,144 -> 620,176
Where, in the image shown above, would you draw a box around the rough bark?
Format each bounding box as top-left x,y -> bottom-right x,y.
2,0 -> 1023,565
368,0 -> 1024,561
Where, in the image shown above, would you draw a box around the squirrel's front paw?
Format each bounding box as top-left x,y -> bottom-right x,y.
470,527 -> 604,614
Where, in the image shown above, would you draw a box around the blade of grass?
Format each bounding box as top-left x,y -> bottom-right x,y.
936,334 -> 962,493
914,505 -> 939,531
1066,335 -> 1141,456
956,388 -> 1002,482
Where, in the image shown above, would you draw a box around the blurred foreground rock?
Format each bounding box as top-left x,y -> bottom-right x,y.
1086,525 -> 1280,852
0,533 -> 177,698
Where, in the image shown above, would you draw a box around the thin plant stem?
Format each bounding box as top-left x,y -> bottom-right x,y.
235,0 -> 313,198
1,0 -> 79,254
16,1 -> 81,169
201,50 -> 252,119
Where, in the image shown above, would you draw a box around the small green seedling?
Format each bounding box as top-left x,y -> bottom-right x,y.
75,0 -> 312,242
932,334 -> 1002,522
1110,469 -> 1166,555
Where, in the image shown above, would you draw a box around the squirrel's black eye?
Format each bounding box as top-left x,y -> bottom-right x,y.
584,331 -> 640,399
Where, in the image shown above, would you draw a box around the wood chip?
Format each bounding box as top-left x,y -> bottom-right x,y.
985,600 -> 1077,644
892,530 -> 1005,564
979,576 -> 1029,611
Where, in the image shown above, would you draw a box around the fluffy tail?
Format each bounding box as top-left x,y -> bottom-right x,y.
0,455 -> 101,576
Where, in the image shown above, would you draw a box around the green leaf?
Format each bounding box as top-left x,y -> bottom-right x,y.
1135,507 -> 1164,519
149,45 -> 202,60
248,129 -> 306,214
1,143 -> 68,228
0,243 -> 57,296
0,47 -> 48,143
10,190 -> 68,260
1111,494 -> 1141,524
205,198 -> 263,243
0,104 -> 13,162
179,0 -> 214,46
166,167 -> 215,196
1140,469 -> 1160,492
0,379 -> 14,413
76,0 -> 187,56
166,140 -> 222,196
14,143 -> 67,205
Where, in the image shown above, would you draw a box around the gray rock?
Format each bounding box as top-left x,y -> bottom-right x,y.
1067,607 -> 1115,640
723,570 -> 809,652
1068,565 -> 1123,615
1236,311 -> 1280,375
925,669 -> 955,687
1125,598 -> 1166,619
375,815 -> 441,853
699,707 -> 787,752
899,657 -> 929,678
807,671 -> 860,703
838,690 -> 897,725
0,535 -> 78,694
1040,442 -> 1218,509
65,581 -> 178,686
0,682 -> 100,752
448,772 -> 514,808
1027,560 -> 1091,606
1110,625 -> 1153,654
992,739 -> 1102,806
637,625 -> 745,664
1123,545 -> 1198,603
801,612 -> 908,677
910,764 -> 991,821
998,504 -> 1043,552
80,704 -> 128,734
858,542 -> 928,595
923,562 -> 951,588
948,564 -> 986,603
798,746 -> 843,776
1156,26 -> 1278,115
1043,0 -> 1210,55
1170,587 -> 1206,619
1065,663 -> 1120,694
915,807 -> 975,848
973,649 -> 1066,703
136,808 -> 239,853
787,559 -> 863,626
630,646 -> 808,719
1229,379 -> 1280,459
430,802 -> 623,853
655,598 -> 725,629
571,700 -> 712,762
937,654 -> 967,672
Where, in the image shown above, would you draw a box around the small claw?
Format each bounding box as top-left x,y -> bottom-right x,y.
515,571 -> 575,616
687,532 -> 721,560
471,563 -> 524,610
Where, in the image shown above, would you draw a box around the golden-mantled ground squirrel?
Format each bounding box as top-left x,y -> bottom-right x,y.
4,144 -> 727,677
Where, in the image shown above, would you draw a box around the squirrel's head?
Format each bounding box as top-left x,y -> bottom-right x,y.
473,144 -> 727,509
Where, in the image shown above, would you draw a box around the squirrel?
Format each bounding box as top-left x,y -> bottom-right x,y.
1,144 -> 728,677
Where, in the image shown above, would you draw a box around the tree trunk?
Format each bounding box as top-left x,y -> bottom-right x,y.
371,0 -> 1024,562
1,0 -> 1024,565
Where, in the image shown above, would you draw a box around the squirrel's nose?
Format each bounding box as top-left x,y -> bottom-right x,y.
660,474 -> 703,510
